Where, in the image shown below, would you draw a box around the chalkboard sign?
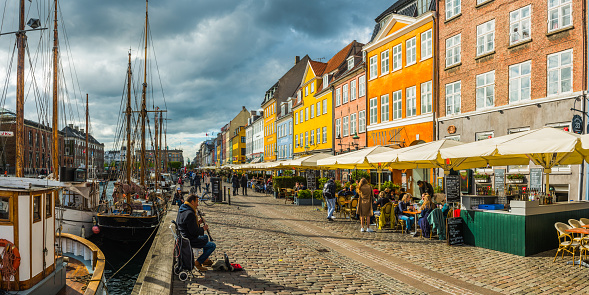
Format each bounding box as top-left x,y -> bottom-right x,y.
494,169 -> 505,193
306,171 -> 316,191
447,217 -> 464,246
530,168 -> 543,190
445,175 -> 461,203
211,177 -> 221,202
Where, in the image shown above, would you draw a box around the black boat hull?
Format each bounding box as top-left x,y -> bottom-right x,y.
97,214 -> 160,242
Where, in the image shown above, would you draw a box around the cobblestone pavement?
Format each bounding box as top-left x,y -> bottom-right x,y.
172,187 -> 589,294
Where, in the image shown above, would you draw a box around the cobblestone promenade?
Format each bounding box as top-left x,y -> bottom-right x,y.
172,188 -> 589,294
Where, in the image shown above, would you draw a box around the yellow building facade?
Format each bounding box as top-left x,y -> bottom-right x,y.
262,84 -> 278,162
231,127 -> 246,164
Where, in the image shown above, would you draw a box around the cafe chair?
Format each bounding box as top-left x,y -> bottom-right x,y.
568,219 -> 586,243
344,199 -> 358,221
337,196 -> 348,219
554,222 -> 580,263
376,203 -> 394,230
393,205 -> 406,234
580,218 -> 589,226
284,189 -> 294,204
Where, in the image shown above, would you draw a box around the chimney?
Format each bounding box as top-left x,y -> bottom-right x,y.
295,56 -> 300,65
250,110 -> 257,117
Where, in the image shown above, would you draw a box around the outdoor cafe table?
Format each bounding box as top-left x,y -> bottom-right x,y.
565,228 -> 589,267
403,210 -> 421,235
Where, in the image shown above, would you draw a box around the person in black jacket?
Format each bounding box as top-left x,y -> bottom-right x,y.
176,194 -> 216,271
232,173 -> 240,195
417,181 -> 434,199
323,178 -> 336,221
240,174 -> 248,195
193,172 -> 201,194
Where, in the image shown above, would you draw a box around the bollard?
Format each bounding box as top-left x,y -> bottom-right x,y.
228,187 -> 231,199
228,191 -> 231,205
223,186 -> 226,200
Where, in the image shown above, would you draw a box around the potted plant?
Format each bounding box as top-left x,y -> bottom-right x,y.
294,189 -> 314,205
474,173 -> 490,183
507,173 -> 525,183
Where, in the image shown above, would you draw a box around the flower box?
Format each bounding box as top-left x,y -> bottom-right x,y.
294,197 -> 316,206
507,178 -> 524,184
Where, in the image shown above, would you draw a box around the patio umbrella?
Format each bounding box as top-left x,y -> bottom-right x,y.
367,139 -> 465,170
282,153 -> 332,169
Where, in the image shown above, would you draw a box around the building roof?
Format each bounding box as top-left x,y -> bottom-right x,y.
62,125 -> 103,145
308,60 -> 327,77
261,55 -> 311,110
323,41 -> 356,75
371,0 -> 436,42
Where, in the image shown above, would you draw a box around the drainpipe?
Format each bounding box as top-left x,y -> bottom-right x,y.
432,7 -> 439,183
584,0 -> 589,200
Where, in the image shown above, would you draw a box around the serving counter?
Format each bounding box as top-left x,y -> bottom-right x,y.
459,196 -> 589,256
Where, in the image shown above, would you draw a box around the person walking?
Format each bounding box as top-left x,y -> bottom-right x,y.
323,178 -> 336,221
240,173 -> 248,196
194,172 -> 202,194
356,178 -> 374,232
204,173 -> 211,192
232,173 -> 240,196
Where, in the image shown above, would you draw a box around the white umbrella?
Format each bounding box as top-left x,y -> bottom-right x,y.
282,153 -> 332,169
367,139 -> 465,170
317,146 -> 397,169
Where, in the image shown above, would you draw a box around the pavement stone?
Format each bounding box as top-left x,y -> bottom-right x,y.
171,185 -> 589,294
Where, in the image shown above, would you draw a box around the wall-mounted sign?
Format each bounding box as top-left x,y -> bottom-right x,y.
572,115 -> 583,134
447,125 -> 457,134
0,131 -> 13,137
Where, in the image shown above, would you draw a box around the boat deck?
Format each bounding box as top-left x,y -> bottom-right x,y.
57,257 -> 91,295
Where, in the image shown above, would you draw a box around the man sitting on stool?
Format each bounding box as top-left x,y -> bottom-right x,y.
177,194 -> 216,271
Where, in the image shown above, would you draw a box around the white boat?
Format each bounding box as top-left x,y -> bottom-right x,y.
56,182 -> 100,238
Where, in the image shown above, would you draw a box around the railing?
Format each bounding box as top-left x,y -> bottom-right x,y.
58,233 -> 107,295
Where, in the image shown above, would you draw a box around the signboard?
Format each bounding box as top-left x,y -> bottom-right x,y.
572,115 -> 583,134
530,168 -> 543,190
494,169 -> 505,193
447,217 -> 464,246
401,173 -> 407,189
0,131 -> 13,137
211,177 -> 221,202
306,171 -> 316,191
445,175 -> 461,203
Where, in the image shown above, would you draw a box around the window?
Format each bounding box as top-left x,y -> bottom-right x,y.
476,20 -> 495,56
311,82 -> 315,93
509,61 -> 531,103
359,111 -> 366,133
406,86 -> 417,117
381,50 -> 390,75
322,127 -> 327,143
392,44 -> 403,72
316,102 -> 321,117
446,0 -> 461,20
305,86 -> 308,96
548,0 -> 572,32
421,81 -> 432,114
343,117 -> 349,137
359,75 -> 366,97
507,128 -> 530,172
33,195 -> 41,222
381,94 -> 390,122
370,98 -> 378,124
311,104 -> 315,118
343,84 -> 349,104
305,132 -> 308,146
476,71 -> 495,109
446,135 -> 460,141
297,90 -> 302,100
305,108 -> 309,121
446,34 -> 461,67
547,49 -> 573,96
547,123 -> 572,172
351,80 -> 357,101
295,134 -> 298,147
475,131 -> 495,173
393,90 -> 402,120
0,196 -> 10,221
445,81 -> 461,115
241,136 -> 246,143
295,112 -> 298,124
370,55 -> 378,79
351,113 -> 357,135
310,130 -> 315,145
323,99 -> 327,114
300,110 -> 304,123
316,128 -> 320,145
335,88 -> 341,106
406,37 -> 417,65
335,119 -> 341,138
421,29 -> 432,60
348,58 -> 354,70
510,6 -> 531,44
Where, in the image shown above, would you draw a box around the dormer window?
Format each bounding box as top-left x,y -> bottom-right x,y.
347,57 -> 354,70
323,74 -> 329,87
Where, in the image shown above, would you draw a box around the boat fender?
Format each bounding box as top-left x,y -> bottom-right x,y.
92,225 -> 100,234
0,239 -> 21,274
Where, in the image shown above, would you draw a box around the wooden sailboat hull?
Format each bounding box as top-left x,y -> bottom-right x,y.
96,214 -> 159,242
56,207 -> 95,238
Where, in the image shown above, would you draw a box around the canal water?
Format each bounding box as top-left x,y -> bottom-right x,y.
89,181 -> 156,295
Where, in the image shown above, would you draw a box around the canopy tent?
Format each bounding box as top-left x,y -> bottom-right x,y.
316,146 -> 397,169
281,153 -> 332,169
367,139 -> 465,170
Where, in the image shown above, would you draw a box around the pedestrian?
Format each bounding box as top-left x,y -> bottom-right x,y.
232,173 -> 240,195
417,180 -> 434,199
204,173 -> 211,192
240,173 -> 248,196
194,172 -> 202,194
356,178 -> 374,232
323,178 -> 336,221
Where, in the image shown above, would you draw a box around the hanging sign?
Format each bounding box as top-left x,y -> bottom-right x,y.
494,169 -> 505,193
0,131 -> 13,137
572,115 -> 583,134
445,174 -> 461,203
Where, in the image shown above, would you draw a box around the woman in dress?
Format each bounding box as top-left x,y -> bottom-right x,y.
356,178 -> 374,232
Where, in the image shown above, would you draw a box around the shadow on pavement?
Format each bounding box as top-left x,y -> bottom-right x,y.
191,271 -> 305,294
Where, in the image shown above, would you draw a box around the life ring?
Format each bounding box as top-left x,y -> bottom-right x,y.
0,239 -> 21,271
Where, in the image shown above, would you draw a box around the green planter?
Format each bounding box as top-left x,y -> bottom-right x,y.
294,197 -> 315,206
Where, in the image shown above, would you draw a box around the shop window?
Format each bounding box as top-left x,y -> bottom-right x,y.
547,123 -> 572,172
0,196 -> 10,222
33,195 -> 41,222
475,131 -> 494,173
46,193 -> 52,218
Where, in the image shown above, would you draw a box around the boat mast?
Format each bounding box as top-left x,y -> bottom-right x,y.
52,0 -> 59,179
85,93 -> 89,179
140,0 -> 148,187
159,110 -> 163,174
15,0 -> 26,177
126,51 -> 132,185
154,109 -> 158,191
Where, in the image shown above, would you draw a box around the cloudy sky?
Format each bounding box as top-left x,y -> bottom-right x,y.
0,0 -> 392,162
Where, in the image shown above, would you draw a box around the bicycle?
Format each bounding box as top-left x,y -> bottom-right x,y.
198,191 -> 215,206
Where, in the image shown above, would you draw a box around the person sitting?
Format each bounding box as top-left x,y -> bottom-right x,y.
337,187 -> 350,197
397,193 -> 414,233
176,194 -> 216,272
173,187 -> 183,207
418,193 -> 435,238
375,191 -> 394,208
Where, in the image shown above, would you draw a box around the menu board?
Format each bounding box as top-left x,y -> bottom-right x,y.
445,175 -> 461,203
306,171 -> 316,191
494,169 -> 505,193
447,217 -> 464,246
530,168 -> 543,190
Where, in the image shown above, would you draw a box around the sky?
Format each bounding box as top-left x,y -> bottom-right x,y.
0,0 -> 393,163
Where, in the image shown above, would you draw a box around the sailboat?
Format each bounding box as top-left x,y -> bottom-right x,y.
0,0 -> 106,294
95,0 -> 167,243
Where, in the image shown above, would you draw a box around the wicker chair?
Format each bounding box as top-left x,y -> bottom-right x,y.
343,199 -> 358,221
376,203 -> 394,230
284,189 -> 294,204
580,218 -> 589,226
337,196 -> 348,219
568,219 -> 585,243
554,222 -> 580,263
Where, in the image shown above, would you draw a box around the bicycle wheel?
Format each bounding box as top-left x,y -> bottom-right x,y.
200,193 -> 214,206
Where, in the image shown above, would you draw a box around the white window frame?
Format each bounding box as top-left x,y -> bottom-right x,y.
295,112 -> 298,124
351,113 -> 357,135
509,60 -> 531,103
351,80 -> 357,101
305,86 -> 308,96
547,123 -> 572,172
311,82 -> 315,93
343,116 -> 349,137
316,102 -> 321,117
305,132 -> 308,146
323,99 -> 327,114
406,86 -> 417,117
476,20 -> 495,56
476,71 -> 495,110
406,37 -> 417,66
310,130 -> 315,145
369,97 -> 378,124
548,0 -> 572,32
446,135 -> 460,141
316,128 -> 320,145
322,127 -> 327,143
369,55 -> 378,79
381,49 -> 390,75
359,75 -> 366,97
359,111 -> 366,133
305,108 -> 309,121
421,81 -> 432,114
475,131 -> 495,173
393,90 -> 402,120
445,34 -> 461,67
446,0 -> 461,20
335,119 -> 341,138
335,88 -> 342,106
445,81 -> 461,115
343,84 -> 349,104
381,94 -> 390,122
393,44 -> 402,71
547,49 -> 573,96
510,5 -> 532,45
310,104 -> 315,118
299,110 -> 304,123
348,57 -> 354,70
506,128 -> 531,173
421,29 -> 432,60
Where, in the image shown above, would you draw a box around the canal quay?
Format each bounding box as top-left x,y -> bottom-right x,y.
133,184 -> 589,295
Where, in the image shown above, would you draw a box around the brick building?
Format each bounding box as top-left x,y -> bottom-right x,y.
437,0 -> 587,200
62,125 -> 105,176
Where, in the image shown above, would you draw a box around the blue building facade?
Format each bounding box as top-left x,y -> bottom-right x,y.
276,113 -> 293,161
